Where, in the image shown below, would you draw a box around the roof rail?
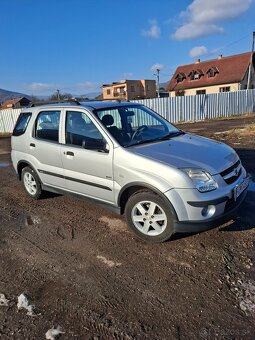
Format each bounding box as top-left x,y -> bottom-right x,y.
64,98 -> 81,105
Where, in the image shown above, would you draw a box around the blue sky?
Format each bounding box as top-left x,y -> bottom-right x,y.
1,0 -> 254,96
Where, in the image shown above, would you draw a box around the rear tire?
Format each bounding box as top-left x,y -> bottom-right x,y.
21,166 -> 42,199
124,190 -> 175,242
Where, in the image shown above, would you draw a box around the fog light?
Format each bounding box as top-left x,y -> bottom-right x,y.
201,205 -> 216,218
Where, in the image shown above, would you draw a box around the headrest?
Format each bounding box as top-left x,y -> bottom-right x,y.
102,114 -> 114,126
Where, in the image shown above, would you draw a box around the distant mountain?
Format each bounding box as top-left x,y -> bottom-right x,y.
0,88 -> 31,102
0,87 -> 101,102
159,82 -> 169,90
81,92 -> 101,99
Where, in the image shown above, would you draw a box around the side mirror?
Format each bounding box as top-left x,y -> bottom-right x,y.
83,139 -> 109,153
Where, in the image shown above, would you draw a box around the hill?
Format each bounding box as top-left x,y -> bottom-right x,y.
0,88 -> 30,102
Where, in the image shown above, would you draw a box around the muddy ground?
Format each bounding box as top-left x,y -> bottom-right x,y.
0,115 -> 254,340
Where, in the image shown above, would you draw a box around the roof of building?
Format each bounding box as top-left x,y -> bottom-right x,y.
102,79 -> 155,87
167,52 -> 253,92
1,97 -> 30,106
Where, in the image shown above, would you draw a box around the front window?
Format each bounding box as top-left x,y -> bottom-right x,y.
66,111 -> 106,151
94,105 -> 182,147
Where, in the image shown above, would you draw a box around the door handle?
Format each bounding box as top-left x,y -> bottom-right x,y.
30,143 -> 35,147
66,151 -> 74,156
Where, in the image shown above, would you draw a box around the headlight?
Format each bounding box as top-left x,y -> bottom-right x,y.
181,168 -> 218,192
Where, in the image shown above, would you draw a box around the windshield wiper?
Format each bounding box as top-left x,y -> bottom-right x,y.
156,130 -> 185,140
126,138 -> 161,147
125,131 -> 185,147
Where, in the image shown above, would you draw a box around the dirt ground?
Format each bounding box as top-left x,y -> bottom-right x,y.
0,115 -> 255,340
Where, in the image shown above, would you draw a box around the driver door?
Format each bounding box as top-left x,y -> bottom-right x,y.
60,110 -> 114,203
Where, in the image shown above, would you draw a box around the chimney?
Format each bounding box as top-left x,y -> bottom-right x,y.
218,54 -> 223,60
195,59 -> 200,64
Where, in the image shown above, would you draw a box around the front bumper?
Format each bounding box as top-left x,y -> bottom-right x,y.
173,188 -> 247,233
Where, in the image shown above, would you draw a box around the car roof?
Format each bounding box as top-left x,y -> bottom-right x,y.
26,101 -> 143,112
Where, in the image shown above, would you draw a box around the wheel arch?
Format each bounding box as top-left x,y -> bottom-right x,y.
17,160 -> 39,181
118,182 -> 178,219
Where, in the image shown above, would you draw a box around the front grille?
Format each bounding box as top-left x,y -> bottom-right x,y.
220,160 -> 242,184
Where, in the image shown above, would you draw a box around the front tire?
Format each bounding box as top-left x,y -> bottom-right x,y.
124,190 -> 175,242
21,166 -> 42,199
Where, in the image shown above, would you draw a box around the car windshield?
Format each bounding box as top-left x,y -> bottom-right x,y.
94,105 -> 182,147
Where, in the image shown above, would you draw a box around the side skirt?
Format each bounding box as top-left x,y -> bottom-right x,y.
41,184 -> 121,215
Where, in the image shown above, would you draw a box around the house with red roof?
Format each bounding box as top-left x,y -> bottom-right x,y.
0,97 -> 31,109
167,52 -> 255,97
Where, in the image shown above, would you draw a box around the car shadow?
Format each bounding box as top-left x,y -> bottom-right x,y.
220,148 -> 255,232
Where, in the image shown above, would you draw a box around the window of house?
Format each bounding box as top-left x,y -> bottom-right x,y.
190,72 -> 199,80
175,90 -> 185,96
106,89 -> 111,95
176,73 -> 186,83
196,90 -> 206,95
219,86 -> 230,93
208,69 -> 215,78
35,111 -> 60,142
131,85 -> 135,92
146,84 -> 150,91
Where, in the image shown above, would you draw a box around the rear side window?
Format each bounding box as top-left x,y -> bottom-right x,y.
13,112 -> 32,136
35,111 -> 60,142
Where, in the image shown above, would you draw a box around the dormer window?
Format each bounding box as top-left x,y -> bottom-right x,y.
207,67 -> 219,78
189,70 -> 203,81
175,72 -> 186,83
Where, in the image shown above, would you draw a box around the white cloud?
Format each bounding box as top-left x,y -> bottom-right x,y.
151,63 -> 164,72
142,20 -> 161,39
73,82 -> 99,91
189,45 -> 208,58
173,0 -> 252,40
26,82 -> 55,92
25,82 -> 99,94
174,23 -> 223,40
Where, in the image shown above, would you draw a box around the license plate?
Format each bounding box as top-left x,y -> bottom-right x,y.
234,177 -> 249,201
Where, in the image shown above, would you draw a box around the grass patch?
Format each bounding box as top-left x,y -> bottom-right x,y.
0,133 -> 11,137
215,124 -> 255,137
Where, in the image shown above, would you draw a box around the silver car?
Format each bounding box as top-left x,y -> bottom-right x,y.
11,101 -> 249,242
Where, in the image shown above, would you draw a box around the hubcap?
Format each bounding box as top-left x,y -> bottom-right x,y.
131,201 -> 167,236
24,172 -> 37,195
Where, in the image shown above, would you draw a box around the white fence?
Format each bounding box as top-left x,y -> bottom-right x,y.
0,89 -> 255,133
0,108 -> 22,133
132,89 -> 255,123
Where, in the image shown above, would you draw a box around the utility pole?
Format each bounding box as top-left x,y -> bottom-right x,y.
156,68 -> 160,98
247,31 -> 255,90
56,89 -> 60,102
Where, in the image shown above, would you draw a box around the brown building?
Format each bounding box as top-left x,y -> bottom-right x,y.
102,79 -> 156,100
168,52 -> 255,97
1,97 -> 31,109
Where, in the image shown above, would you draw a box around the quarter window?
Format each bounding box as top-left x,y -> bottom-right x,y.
13,112 -> 32,136
35,111 -> 60,142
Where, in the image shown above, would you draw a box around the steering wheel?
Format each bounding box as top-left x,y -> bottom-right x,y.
131,125 -> 148,141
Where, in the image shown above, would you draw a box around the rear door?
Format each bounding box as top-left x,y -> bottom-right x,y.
29,109 -> 66,188
60,109 -> 114,203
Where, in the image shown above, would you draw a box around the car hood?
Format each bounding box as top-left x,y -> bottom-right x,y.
129,133 -> 239,175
